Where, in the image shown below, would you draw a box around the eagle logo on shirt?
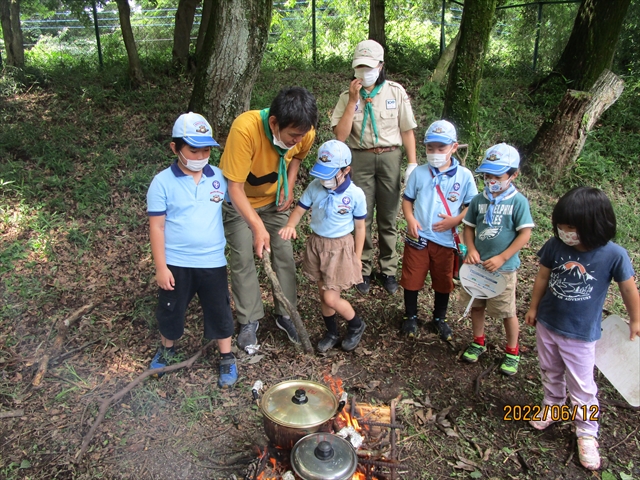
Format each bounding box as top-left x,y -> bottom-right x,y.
479,226 -> 502,241
210,194 -> 222,203
337,208 -> 349,215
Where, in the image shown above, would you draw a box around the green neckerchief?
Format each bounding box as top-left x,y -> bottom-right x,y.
259,108 -> 288,206
359,81 -> 385,147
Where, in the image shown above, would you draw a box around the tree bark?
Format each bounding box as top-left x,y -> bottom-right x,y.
369,0 -> 385,49
527,70 -> 624,177
115,0 -> 144,86
552,0 -> 631,91
195,0 -> 213,58
189,0 -> 272,142
172,0 -> 199,70
442,0 -> 498,145
431,30 -> 460,85
0,0 -> 24,67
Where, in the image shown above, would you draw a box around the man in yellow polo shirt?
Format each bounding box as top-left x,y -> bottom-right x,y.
220,87 -> 318,350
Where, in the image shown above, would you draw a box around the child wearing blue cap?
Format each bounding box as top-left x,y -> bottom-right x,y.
460,143 -> 534,376
279,140 -> 368,352
146,112 -> 237,388
399,120 -> 478,341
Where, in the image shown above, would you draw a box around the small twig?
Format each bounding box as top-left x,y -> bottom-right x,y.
51,339 -> 101,364
609,425 -> 640,451
75,339 -> 216,462
474,358 -> 500,398
0,410 -> 24,419
564,436 -> 577,466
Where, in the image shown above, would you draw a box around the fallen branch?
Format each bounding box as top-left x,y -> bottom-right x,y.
474,358 -> 500,398
261,254 -> 313,354
75,339 -> 216,462
0,410 -> 24,419
32,302 -> 99,387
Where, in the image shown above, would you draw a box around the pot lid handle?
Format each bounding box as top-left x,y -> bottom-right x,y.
314,441 -> 334,461
292,389 -> 309,405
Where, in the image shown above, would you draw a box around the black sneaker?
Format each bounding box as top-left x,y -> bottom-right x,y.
237,321 -> 259,349
380,274 -> 399,294
356,275 -> 370,295
342,321 -> 366,351
433,318 -> 453,341
317,332 -> 340,353
401,315 -> 418,337
276,315 -> 300,344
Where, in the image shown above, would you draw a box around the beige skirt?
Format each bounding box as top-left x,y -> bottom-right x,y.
302,233 -> 363,291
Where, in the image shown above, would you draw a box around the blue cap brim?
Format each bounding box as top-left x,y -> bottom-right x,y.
424,134 -> 455,145
476,164 -> 509,175
310,163 -> 339,180
184,136 -> 220,148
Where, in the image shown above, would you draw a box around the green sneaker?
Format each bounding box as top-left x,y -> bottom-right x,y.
500,353 -> 520,376
462,342 -> 487,363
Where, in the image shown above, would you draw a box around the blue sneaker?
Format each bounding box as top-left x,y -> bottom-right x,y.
218,355 -> 238,388
150,346 -> 175,377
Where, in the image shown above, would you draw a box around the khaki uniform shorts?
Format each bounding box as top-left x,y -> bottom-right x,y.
303,233 -> 363,291
459,270 -> 518,318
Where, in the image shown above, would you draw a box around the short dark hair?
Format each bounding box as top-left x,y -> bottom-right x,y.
552,186 -> 616,250
506,167 -> 518,176
172,137 -> 188,151
270,87 -> 318,131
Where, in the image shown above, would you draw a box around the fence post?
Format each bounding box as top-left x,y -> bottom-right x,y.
440,0 -> 446,55
312,0 -> 316,66
92,0 -> 103,68
532,1 -> 542,71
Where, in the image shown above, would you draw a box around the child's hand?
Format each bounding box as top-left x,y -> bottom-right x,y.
464,247 -> 481,264
525,309 -> 537,326
156,266 -> 175,290
407,219 -> 422,239
432,213 -> 458,232
279,226 -> 297,240
482,255 -> 506,272
630,321 -> 640,341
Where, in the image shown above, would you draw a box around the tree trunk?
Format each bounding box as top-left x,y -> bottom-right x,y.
442,0 -> 498,145
172,0 -> 199,70
553,0 -> 631,91
0,0 -> 24,67
527,70 -> 624,178
189,0 -> 272,143
369,0 -> 385,49
431,30 -> 460,85
195,0 -> 213,58
115,0 -> 144,86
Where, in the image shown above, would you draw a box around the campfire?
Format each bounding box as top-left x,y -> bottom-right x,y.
246,375 -> 405,480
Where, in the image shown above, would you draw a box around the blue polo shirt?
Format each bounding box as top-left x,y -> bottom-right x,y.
403,159 -> 477,248
298,175 -> 367,238
147,162 -> 227,268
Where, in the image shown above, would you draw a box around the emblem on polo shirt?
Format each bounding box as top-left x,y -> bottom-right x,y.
453,182 -> 460,191
213,180 -> 221,189
337,208 -> 349,215
342,197 -> 351,205
447,192 -> 459,203
479,226 -> 502,240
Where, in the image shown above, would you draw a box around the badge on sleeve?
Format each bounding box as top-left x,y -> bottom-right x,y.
386,99 -> 397,109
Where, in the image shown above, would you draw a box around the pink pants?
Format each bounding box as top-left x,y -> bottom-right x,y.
536,321 -> 599,437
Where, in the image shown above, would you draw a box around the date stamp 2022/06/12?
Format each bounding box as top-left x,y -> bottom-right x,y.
503,404 -> 600,422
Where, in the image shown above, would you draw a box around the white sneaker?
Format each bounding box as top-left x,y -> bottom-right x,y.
577,435 -> 600,470
529,406 -> 558,430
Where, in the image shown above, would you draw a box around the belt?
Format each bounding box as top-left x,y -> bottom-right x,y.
354,146 -> 398,154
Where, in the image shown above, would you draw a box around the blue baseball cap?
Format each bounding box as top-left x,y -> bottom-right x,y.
310,140 -> 352,180
424,120 -> 457,145
476,143 -> 520,175
172,112 -> 220,148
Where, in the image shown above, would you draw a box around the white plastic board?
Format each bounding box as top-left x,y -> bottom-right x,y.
595,315 -> 640,407
458,264 -> 507,317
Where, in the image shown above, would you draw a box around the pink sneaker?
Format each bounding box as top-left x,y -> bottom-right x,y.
529,406 -> 558,430
577,435 -> 600,470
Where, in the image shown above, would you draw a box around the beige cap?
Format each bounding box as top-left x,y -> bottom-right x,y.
352,40 -> 384,68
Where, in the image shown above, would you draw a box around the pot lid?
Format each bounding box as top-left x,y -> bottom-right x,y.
291,433 -> 358,480
261,380 -> 338,428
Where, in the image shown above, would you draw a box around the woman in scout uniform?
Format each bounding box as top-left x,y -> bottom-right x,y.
331,39 -> 418,296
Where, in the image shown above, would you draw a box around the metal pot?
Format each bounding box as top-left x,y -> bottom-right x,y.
259,380 -> 346,449
290,433 -> 358,480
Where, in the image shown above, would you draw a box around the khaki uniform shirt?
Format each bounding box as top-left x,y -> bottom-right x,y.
330,80 -> 417,149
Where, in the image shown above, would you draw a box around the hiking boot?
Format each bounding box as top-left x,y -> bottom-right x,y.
577,435 -> 600,470
237,321 -> 259,350
342,321 -> 366,351
381,274 -> 399,295
317,332 -> 341,353
150,346 -> 176,378
500,353 -> 520,376
276,315 -> 300,344
529,406 -> 558,431
433,318 -> 453,341
356,275 -> 371,295
462,342 -> 487,363
218,355 -> 238,389
401,315 -> 418,337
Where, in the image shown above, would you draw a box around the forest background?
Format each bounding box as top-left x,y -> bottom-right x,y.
1,0 -> 639,479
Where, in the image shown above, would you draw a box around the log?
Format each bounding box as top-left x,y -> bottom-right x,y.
526,69 -> 624,178
261,254 -> 313,354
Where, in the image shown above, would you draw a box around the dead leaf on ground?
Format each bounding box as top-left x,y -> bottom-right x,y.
331,360 -> 345,376
246,354 -> 265,365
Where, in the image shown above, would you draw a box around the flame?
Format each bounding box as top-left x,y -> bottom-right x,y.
352,473 -> 366,480
324,374 -> 362,432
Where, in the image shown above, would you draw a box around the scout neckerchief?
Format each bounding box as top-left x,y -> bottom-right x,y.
359,81 -> 385,147
259,108 -> 289,206
484,183 -> 516,227
318,175 -> 351,219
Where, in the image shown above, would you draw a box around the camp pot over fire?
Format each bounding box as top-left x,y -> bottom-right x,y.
257,380 -> 346,449
290,433 -> 358,480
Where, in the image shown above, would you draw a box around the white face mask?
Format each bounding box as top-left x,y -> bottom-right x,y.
558,228 -> 581,246
321,177 -> 337,189
354,67 -> 380,87
484,177 -> 511,193
272,127 -> 294,151
427,153 -> 449,168
179,151 -> 209,172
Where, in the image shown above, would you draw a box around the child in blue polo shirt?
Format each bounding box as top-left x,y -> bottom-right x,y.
399,120 -> 478,340
461,143 -> 534,376
279,140 -> 368,352
146,112 -> 237,388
